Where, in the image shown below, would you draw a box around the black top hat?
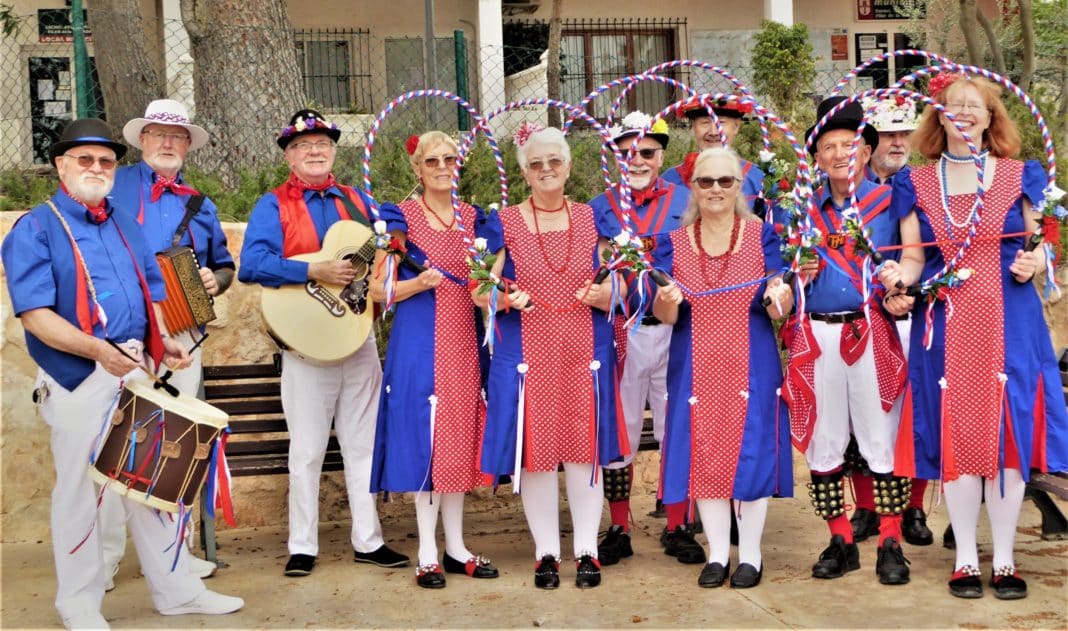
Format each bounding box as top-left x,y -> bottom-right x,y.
805,96 -> 879,155
48,118 -> 127,166
277,109 -> 342,150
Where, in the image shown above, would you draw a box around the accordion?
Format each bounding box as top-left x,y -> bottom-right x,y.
157,245 -> 216,335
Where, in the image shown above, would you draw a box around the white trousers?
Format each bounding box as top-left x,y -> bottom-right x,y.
100,329 -> 203,573
281,334 -> 384,556
37,363 -> 203,621
804,319 -> 900,473
608,322 -> 670,469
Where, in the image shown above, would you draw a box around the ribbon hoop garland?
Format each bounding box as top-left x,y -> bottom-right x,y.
362,89 -> 508,310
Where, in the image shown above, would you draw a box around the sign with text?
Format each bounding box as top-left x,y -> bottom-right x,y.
857,0 -> 926,21
38,9 -> 93,43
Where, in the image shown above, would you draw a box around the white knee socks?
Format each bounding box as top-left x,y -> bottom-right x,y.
439,492 -> 473,563
414,492 -> 442,567
695,498 -> 768,568
984,468 -> 1025,570
696,499 -> 731,565
520,470 -> 560,560
943,475 -> 983,570
563,463 -> 603,559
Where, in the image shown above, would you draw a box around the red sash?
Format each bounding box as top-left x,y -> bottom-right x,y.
273,180 -> 369,257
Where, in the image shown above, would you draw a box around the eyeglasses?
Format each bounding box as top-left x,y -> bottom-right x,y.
945,102 -> 988,114
142,130 -> 191,144
527,157 -> 565,171
289,140 -> 335,152
632,148 -> 662,160
63,153 -> 118,170
422,155 -> 458,168
693,176 -> 738,190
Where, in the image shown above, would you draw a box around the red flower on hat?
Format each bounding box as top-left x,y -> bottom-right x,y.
405,134 -> 420,156
512,121 -> 544,148
929,72 -> 964,99
894,95 -> 906,106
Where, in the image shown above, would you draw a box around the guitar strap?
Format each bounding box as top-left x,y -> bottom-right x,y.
335,188 -> 371,229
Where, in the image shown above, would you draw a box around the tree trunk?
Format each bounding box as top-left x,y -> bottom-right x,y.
180,0 -> 305,186
975,6 -> 1006,75
545,0 -> 562,128
959,0 -> 984,67
87,0 -> 162,158
1017,0 -> 1036,90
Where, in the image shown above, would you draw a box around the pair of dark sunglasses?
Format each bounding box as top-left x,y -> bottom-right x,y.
631,148 -> 662,160
693,176 -> 739,190
423,155 -> 458,168
527,157 -> 565,171
63,153 -> 118,170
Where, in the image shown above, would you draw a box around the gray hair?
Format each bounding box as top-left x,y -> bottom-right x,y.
680,146 -> 756,226
516,127 -> 572,170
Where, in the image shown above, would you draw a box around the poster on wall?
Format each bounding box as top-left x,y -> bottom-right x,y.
857,0 -> 926,21
831,29 -> 849,61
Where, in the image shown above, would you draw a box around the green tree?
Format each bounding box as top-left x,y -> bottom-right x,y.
750,20 -> 816,119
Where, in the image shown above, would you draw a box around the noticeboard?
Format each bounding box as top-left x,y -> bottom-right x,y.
38,8 -> 93,43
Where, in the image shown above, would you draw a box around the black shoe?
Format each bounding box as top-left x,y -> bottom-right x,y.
354,545 -> 410,568
534,554 -> 560,590
730,562 -> 763,588
942,524 -> 955,549
697,561 -> 729,588
597,525 -> 633,566
875,538 -> 910,585
991,568 -> 1027,600
948,567 -> 983,598
812,535 -> 860,579
575,555 -> 602,588
850,508 -> 880,542
416,564 -> 446,588
902,508 -> 934,546
648,499 -> 666,518
663,526 -> 706,564
442,553 -> 498,578
284,554 -> 315,577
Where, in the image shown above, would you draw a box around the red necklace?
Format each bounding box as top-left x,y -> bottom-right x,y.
421,195 -> 457,230
530,197 -> 573,275
694,214 -> 740,287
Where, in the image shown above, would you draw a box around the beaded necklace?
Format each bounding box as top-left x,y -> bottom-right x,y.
694,213 -> 740,287
420,195 -> 457,231
529,197 -> 572,275
939,150 -> 988,239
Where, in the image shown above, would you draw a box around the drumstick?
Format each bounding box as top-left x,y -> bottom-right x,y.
106,339 -> 180,397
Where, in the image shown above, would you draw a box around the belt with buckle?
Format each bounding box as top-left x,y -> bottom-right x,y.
640,315 -> 662,326
808,311 -> 866,324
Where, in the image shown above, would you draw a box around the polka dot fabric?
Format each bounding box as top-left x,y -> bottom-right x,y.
500,202 -> 598,472
401,199 -> 487,492
913,160 -> 1020,479
670,220 -> 760,499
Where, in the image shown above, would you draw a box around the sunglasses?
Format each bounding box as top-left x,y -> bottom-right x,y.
693,176 -> 739,190
423,155 -> 458,168
63,153 -> 118,170
527,157 -> 565,171
631,148 -> 662,160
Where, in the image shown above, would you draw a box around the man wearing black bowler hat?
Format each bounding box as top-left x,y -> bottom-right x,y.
1,118 -> 244,629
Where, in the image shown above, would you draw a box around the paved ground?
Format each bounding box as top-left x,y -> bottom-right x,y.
3,470 -> 1066,630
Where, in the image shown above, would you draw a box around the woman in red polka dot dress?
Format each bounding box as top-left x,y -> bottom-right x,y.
476,125 -> 627,590
370,131 -> 503,589
881,75 -> 1068,600
652,147 -> 794,589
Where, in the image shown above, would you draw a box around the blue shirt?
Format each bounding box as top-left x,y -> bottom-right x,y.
112,161 -> 234,271
2,190 -> 166,390
238,183 -> 376,288
803,178 -> 897,314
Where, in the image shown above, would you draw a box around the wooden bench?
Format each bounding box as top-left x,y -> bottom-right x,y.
196,361 -> 660,562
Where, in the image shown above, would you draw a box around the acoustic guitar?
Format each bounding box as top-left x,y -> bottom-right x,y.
260,220 -> 376,362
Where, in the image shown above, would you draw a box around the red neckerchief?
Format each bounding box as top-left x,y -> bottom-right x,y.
606,180 -> 674,238
676,152 -> 698,187
150,175 -> 200,202
61,182 -> 109,223
284,172 -> 338,198
632,183 -> 668,207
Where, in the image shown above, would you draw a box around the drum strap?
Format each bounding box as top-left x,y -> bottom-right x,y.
46,201 -> 103,336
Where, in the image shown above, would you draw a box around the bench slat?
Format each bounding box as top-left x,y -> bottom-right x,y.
211,399 -> 284,416
205,382 -> 282,399
204,364 -> 280,380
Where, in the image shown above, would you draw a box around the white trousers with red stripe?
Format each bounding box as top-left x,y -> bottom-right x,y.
607,322 -> 670,469
804,319 -> 900,474
36,363 -> 204,622
281,334 -> 385,556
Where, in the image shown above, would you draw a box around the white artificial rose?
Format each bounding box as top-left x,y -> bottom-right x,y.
374,220 -> 387,234
474,237 -> 488,251
758,150 -> 775,164
614,232 -> 630,247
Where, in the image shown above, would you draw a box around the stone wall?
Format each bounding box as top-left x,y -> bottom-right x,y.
1,213 -> 1066,543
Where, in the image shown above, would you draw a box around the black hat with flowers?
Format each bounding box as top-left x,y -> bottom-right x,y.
277,109 -> 341,150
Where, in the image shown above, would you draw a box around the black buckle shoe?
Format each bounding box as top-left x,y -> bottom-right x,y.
875,538 -> 911,585
284,554 -> 315,577
849,508 -> 880,542
942,524 -> 955,549
990,566 -> 1027,600
416,564 -> 446,589
729,562 -> 763,589
354,545 -> 410,568
443,553 -> 499,578
697,561 -> 729,588
663,526 -> 706,564
534,554 -> 560,590
902,507 -> 934,546
812,535 -> 860,579
597,525 -> 633,566
575,554 -> 602,588
948,565 -> 983,598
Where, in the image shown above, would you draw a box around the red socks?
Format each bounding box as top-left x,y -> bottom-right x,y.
609,500 -> 630,531
878,514 -> 903,545
852,472 -> 875,511
909,479 -> 928,509
665,501 -> 688,531
827,513 -> 854,543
